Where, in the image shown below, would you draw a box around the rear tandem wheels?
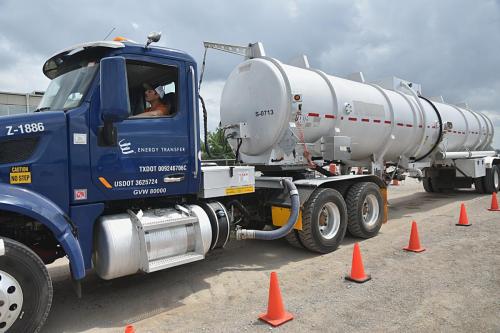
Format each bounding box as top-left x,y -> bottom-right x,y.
422,164 -> 500,193
285,181 -> 385,252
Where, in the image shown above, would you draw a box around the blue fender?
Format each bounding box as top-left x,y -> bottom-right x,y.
0,183 -> 85,280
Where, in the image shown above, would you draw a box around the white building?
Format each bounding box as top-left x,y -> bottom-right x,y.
0,91 -> 44,116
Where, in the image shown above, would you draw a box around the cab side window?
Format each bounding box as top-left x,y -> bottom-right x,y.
125,60 -> 178,118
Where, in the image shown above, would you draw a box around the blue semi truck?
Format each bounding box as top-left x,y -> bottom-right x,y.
0,35 -> 391,332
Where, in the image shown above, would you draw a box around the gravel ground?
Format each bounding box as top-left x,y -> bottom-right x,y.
41,179 -> 500,333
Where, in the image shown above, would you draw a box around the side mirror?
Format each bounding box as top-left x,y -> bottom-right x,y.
99,56 -> 130,146
100,56 -> 130,123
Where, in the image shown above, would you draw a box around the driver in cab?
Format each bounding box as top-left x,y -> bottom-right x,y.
131,83 -> 171,117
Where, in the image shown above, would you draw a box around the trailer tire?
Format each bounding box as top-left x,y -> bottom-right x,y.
474,177 -> 486,194
298,188 -> 347,253
0,237 -> 52,333
483,165 -> 500,194
346,182 -> 383,238
284,230 -> 304,249
430,177 -> 443,192
422,177 -> 434,193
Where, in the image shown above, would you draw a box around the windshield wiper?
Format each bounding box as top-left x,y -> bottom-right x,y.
34,107 -> 51,112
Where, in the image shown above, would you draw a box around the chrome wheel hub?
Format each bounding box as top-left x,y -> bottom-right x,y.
0,270 -> 23,332
362,194 -> 380,229
318,202 -> 341,240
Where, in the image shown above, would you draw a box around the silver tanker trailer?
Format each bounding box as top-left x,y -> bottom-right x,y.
209,42 -> 497,195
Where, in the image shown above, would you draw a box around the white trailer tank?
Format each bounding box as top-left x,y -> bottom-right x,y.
220,57 -> 494,166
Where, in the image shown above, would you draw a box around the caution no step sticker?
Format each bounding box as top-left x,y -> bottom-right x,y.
10,166 -> 32,184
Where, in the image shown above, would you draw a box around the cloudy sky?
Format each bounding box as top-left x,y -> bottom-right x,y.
1,0 -> 499,146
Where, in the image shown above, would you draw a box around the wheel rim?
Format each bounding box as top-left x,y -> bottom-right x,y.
362,194 -> 380,229
318,202 -> 341,240
0,270 -> 23,332
494,169 -> 499,189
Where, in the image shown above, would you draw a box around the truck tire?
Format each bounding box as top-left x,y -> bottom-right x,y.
298,188 -> 347,253
284,230 -> 304,249
430,177 -> 443,192
422,177 -> 434,193
0,237 -> 52,333
483,165 -> 500,194
346,182 -> 383,238
474,177 -> 486,194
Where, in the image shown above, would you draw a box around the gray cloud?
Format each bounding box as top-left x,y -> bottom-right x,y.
0,0 -> 498,144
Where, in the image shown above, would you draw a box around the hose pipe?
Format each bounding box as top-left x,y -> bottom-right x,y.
236,178 -> 300,240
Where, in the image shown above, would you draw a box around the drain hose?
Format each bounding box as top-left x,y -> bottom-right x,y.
236,178 -> 299,240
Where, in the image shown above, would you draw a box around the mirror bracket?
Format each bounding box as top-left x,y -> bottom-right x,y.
98,120 -> 117,146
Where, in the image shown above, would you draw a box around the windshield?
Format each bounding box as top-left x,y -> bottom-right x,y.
38,63 -> 98,111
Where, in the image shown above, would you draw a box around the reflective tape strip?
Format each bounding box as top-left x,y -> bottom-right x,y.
0,239 -> 4,256
98,177 -> 113,189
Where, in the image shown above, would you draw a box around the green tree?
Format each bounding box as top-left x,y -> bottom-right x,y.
201,127 -> 235,160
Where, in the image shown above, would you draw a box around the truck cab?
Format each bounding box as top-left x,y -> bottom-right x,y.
0,39 -> 207,332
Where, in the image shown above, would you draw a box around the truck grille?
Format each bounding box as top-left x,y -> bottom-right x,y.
0,137 -> 39,164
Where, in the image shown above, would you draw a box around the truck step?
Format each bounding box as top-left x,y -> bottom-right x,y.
141,216 -> 198,232
146,252 -> 204,273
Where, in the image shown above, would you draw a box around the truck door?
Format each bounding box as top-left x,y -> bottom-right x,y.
90,57 -> 197,201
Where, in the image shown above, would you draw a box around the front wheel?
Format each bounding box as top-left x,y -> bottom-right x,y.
298,188 -> 348,253
346,182 -> 384,238
0,237 -> 52,333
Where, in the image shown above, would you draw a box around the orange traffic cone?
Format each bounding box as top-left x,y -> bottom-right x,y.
488,192 -> 500,211
403,221 -> 425,252
124,325 -> 135,333
259,272 -> 294,327
456,203 -> 471,226
345,243 -> 371,283
392,179 -> 399,186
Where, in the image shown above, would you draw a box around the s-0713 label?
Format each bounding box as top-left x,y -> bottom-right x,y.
255,109 -> 274,117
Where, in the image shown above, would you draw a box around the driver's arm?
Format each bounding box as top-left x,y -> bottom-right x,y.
130,110 -> 164,118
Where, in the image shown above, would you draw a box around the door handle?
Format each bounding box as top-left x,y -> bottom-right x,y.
164,173 -> 185,183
